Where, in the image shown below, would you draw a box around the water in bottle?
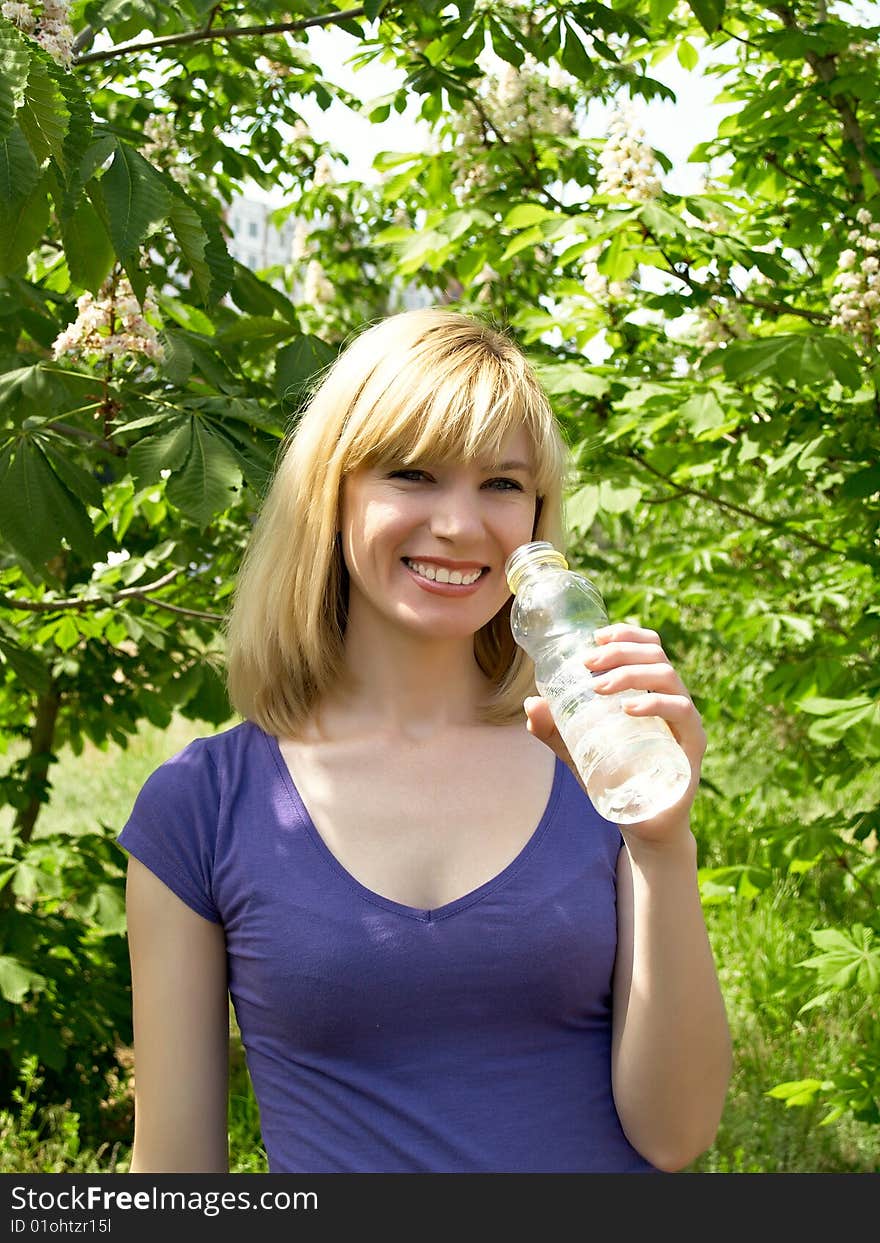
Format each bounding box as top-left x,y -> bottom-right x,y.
505,541 -> 691,823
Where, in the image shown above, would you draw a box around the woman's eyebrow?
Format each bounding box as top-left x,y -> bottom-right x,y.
482,459 -> 533,473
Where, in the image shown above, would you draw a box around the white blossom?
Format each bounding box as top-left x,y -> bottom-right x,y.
1,3 -> 36,31
830,210 -> 878,347
142,112 -> 193,186
596,106 -> 661,203
52,273 -> 163,364
312,154 -> 334,187
303,259 -> 333,306
8,0 -> 75,66
447,54 -> 574,197
290,219 -> 310,263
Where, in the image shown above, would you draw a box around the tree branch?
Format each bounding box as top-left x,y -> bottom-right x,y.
75,7 -> 372,66
627,449 -> 841,556
732,295 -> 829,325
0,568 -> 223,622
47,421 -> 127,456
768,3 -> 880,188
639,221 -> 829,325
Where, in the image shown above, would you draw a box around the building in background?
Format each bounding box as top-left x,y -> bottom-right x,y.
224,192 -> 436,311
226,196 -> 296,272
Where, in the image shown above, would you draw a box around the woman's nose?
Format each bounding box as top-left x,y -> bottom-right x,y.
428,486 -> 484,539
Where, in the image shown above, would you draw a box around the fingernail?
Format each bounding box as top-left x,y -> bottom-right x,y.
583,650 -> 601,667
591,674 -> 610,690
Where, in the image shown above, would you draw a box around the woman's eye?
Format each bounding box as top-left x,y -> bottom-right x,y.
485,477 -> 523,491
388,469 -> 429,482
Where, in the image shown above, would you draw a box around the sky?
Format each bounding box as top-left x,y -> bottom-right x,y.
282,25 -> 735,199
241,3 -> 879,206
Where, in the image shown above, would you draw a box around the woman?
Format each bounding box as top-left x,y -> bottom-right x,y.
118,308 -> 731,1173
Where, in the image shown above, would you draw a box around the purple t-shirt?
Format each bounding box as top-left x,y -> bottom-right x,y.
117,719 -> 656,1173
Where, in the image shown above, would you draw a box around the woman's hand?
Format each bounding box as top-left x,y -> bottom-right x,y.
522,623 -> 706,845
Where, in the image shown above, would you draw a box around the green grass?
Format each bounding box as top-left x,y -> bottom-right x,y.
2,713 -> 878,1173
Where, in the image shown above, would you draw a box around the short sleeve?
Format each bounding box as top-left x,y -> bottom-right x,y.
116,737 -> 222,923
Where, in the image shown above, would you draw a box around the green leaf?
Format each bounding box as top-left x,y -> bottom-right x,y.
598,481 -> 643,513
216,315 -> 300,346
503,203 -> 556,229
100,140 -> 171,260
0,121 -> 39,203
0,635 -> 50,692
678,390 -> 727,434
0,173 -> 49,274
0,16 -> 31,144
41,441 -> 104,509
688,1 -> 725,34
561,21 -> 593,81
796,695 -> 874,716
719,334 -> 862,390
534,362 -> 610,398
638,201 -> 690,237
167,193 -> 210,301
677,39 -> 699,71
229,263 -> 298,325
797,925 -> 879,996
597,231 -> 637,281
565,483 -> 599,532
165,423 -> 242,528
806,703 -> 879,750
0,953 -> 46,1003
0,439 -> 99,566
59,192 -> 115,292
499,224 -> 544,262
185,661 -> 230,722
194,199 -> 234,305
275,334 -> 338,404
53,65 -> 92,205
128,419 -> 192,485
88,883 -> 127,936
766,1079 -> 826,1107
364,0 -> 386,22
650,0 -> 678,24
54,613 -> 80,651
18,53 -> 68,168
159,330 -> 194,385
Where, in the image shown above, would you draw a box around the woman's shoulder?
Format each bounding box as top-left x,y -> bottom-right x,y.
165,717 -> 267,768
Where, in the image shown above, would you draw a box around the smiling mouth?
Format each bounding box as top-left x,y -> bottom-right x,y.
401,558 -> 489,586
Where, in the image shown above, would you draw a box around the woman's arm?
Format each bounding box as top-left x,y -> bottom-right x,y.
611,830 -> 731,1171
124,855 -> 231,1173
524,621 -> 732,1171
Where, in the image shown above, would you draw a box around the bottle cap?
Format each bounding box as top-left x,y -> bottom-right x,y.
505,541 -> 569,594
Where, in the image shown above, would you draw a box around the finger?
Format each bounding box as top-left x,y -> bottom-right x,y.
623,692 -> 707,758
622,691 -> 696,722
583,641 -> 667,672
523,696 -> 555,741
594,623 -> 662,646
591,663 -> 688,697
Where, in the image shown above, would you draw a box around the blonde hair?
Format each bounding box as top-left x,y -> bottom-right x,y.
224,308 -> 572,738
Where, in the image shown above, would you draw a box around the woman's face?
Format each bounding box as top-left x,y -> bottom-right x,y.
338,425 -> 540,642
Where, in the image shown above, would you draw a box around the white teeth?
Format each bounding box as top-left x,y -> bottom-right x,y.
405,560 -> 483,586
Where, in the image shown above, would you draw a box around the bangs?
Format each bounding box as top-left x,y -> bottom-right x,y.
338,339 -> 566,496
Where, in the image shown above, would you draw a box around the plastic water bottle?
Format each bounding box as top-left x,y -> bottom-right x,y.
505,541 -> 691,823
